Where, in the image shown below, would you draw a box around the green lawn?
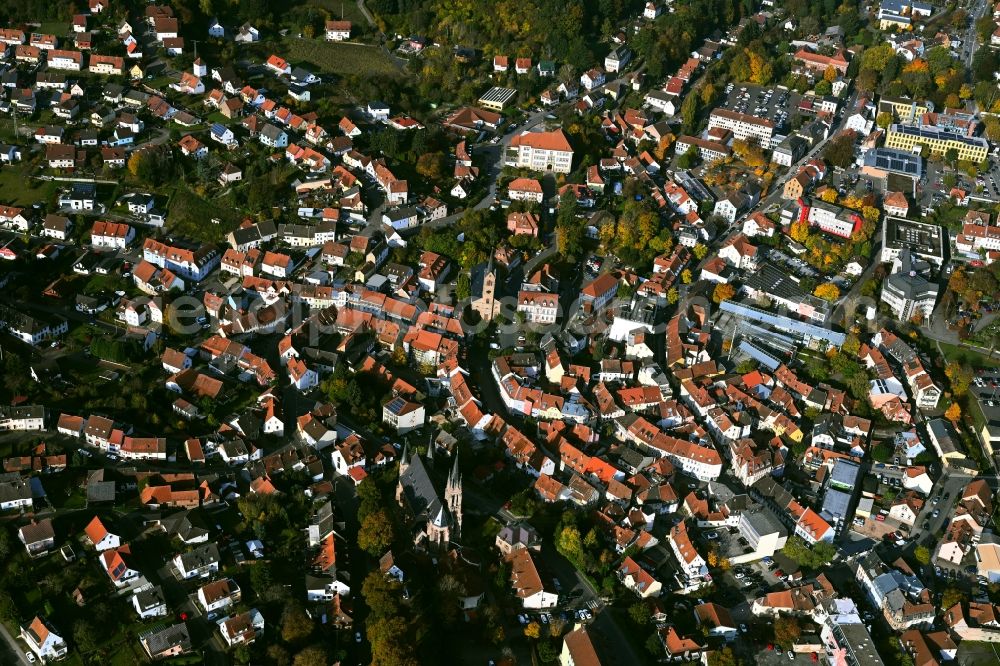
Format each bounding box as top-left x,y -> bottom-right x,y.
280,36 -> 398,77
937,341 -> 1000,368
0,164 -> 58,206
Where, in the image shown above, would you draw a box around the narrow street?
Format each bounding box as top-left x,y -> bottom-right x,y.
0,623 -> 29,665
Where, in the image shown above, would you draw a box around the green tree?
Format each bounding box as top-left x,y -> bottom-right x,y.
942,586 -> 966,611
362,570 -> 404,619
556,524 -> 586,570
677,145 -> 698,169
913,545 -> 931,566
876,111 -> 893,129
628,602 -> 652,626
773,616 -> 801,647
73,619 -> 99,654
782,536 -> 835,569
709,647 -> 739,666
281,603 -> 314,644
824,132 -> 856,169
293,645 -> 330,666
358,508 -> 395,555
456,272 -> 471,301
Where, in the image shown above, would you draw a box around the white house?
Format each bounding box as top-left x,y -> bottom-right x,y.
382,396 -> 425,434
219,609 -> 264,647
197,578 -> 241,613
173,544 -> 221,579
21,617 -> 68,663
287,358 -> 319,391
208,18 -> 225,38
325,20 -> 351,41
367,101 -> 390,121
84,516 -> 121,552
506,548 -> 558,609
102,545 -> 141,588
131,586 -> 168,619
260,124 -> 288,148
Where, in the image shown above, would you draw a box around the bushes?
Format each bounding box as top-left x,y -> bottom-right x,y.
89,336 -> 141,364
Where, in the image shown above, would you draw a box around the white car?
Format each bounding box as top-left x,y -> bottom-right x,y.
25,653 -> 36,664
734,572 -> 745,579
355,631 -> 362,643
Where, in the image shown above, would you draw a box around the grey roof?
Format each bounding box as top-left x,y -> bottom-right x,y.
820,487 -> 851,524
141,623 -> 191,655
885,271 -> 937,301
829,459 -> 860,488
742,506 -> 787,538
0,477 -> 31,504
261,124 -> 286,140
399,453 -> 448,529
159,512 -> 208,542
743,261 -> 809,303
133,585 -> 166,612
177,542 -> 220,570
928,418 -> 960,454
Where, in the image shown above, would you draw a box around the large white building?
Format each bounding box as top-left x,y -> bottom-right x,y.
707,108 -> 775,147
507,129 -> 574,174
805,200 -> 861,238
517,290 -> 559,324
881,250 -> 938,321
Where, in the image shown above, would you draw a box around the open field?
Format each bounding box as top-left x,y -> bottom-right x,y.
306,0 -> 370,28
0,164 -> 58,207
280,36 -> 398,77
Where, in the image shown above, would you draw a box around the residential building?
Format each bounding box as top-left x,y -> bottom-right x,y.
21,617 -> 68,663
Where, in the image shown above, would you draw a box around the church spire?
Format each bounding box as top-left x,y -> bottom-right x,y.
445,452 -> 462,542
449,451 -> 461,487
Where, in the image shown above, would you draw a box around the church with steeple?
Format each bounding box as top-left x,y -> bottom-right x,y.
396,443 -> 462,551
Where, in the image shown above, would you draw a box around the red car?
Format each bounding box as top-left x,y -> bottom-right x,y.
775,569 -> 784,578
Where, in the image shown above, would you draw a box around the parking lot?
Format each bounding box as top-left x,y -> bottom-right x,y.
921,158 -> 1000,210
754,644 -> 822,665
720,83 -> 802,133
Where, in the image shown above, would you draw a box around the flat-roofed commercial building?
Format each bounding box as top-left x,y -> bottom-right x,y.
881,216 -> 944,265
885,123 -> 988,162
478,86 -> 517,112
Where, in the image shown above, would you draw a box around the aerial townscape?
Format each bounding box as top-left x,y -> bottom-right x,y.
5,0 -> 1000,665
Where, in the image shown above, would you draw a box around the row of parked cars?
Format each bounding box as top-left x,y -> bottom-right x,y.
516,608 -> 592,626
